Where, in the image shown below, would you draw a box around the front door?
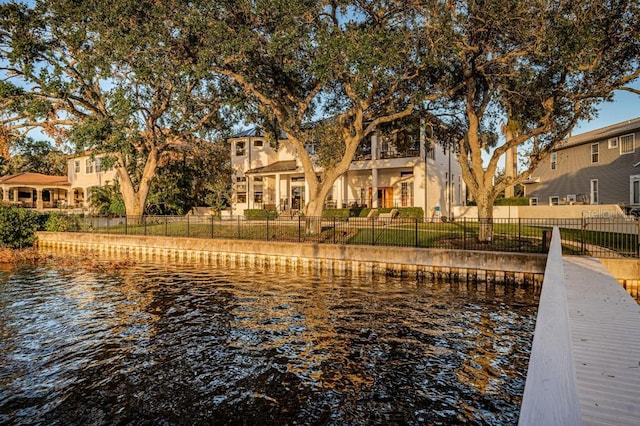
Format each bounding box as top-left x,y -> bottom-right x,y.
368,187 -> 394,208
291,186 -> 304,210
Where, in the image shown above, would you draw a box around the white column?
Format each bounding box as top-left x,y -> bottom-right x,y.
36,189 -> 44,210
372,168 -> 379,208
2,186 -> 8,202
275,173 -> 281,210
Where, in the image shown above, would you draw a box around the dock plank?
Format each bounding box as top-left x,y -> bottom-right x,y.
563,256 -> 640,426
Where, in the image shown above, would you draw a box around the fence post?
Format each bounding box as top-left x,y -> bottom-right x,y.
187,215 -> 190,238
125,216 -> 128,235
581,215 -> 586,255
164,216 -> 168,236
518,218 -> 522,252
371,217 -> 375,246
211,215 -> 214,239
463,217 -> 467,250
237,216 -> 241,239
144,215 -> 147,236
333,216 -> 336,244
415,218 -> 418,248
298,215 -> 301,242
266,216 -> 269,241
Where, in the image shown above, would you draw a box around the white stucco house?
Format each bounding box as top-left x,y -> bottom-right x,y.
229,124 -> 466,221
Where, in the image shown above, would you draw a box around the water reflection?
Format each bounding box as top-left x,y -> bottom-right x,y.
0,262 -> 538,425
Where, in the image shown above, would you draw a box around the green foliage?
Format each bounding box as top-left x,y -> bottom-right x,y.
148,139 -> 232,215
494,197 -> 530,206
89,185 -> 126,216
44,213 -> 81,232
5,137 -> 67,175
244,209 -> 278,220
0,206 -> 44,248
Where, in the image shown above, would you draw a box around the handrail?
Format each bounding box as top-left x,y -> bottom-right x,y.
518,227 -> 581,425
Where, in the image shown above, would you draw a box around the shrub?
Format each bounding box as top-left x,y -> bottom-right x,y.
494,197 -> 530,206
244,209 -> 278,220
44,213 -> 82,232
323,207 -> 424,220
0,207 -> 44,248
322,208 -> 351,219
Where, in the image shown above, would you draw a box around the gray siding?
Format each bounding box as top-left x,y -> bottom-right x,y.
526,129 -> 640,205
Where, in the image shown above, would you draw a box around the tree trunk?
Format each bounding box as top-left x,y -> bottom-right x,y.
476,192 -> 494,242
116,149 -> 158,220
303,198 -> 323,235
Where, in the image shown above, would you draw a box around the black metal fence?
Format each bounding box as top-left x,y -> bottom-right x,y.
62,215 -> 640,258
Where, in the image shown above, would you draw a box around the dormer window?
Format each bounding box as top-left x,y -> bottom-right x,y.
235,141 -> 246,156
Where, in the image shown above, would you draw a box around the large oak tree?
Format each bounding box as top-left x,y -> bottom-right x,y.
418,0 -> 640,240
188,0 -> 446,223
0,0 -> 228,216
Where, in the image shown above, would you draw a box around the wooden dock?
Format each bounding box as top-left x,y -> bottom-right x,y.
520,227 -> 640,425
564,256 -> 640,425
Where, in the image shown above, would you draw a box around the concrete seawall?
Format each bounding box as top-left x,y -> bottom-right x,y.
36,232 -> 546,284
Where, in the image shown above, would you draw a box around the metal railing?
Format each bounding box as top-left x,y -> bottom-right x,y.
61,215 -> 640,258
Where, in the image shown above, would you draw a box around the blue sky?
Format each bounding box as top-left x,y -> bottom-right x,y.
573,82 -> 640,134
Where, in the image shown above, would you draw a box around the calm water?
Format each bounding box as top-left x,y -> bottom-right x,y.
0,260 -> 538,425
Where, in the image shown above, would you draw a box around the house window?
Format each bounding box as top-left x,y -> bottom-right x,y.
235,141 -> 246,156
550,196 -> 559,206
529,197 -> 538,206
590,179 -> 599,204
95,157 -> 102,173
400,182 -> 413,207
237,192 -> 247,203
550,153 -> 557,170
608,137 -> 618,149
631,176 -> 640,204
620,134 -> 635,155
591,143 -> 599,163
85,158 -> 94,174
253,176 -> 263,204
74,160 -> 80,173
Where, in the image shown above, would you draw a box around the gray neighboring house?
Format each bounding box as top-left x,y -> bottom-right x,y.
525,116 -> 640,208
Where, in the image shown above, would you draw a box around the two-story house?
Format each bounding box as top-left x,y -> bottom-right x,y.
0,153 -> 117,211
525,117 -> 640,206
230,124 -> 466,221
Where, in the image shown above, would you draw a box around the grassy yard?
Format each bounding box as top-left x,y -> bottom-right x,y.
72,216 -> 637,257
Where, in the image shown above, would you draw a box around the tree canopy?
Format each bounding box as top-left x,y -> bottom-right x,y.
0,0 -> 229,215
415,0 -> 640,239
185,0 -> 437,220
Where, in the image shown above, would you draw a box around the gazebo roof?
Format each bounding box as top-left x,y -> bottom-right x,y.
0,172 -> 70,187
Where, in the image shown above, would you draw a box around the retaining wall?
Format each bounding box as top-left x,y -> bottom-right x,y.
36,232 -> 546,284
